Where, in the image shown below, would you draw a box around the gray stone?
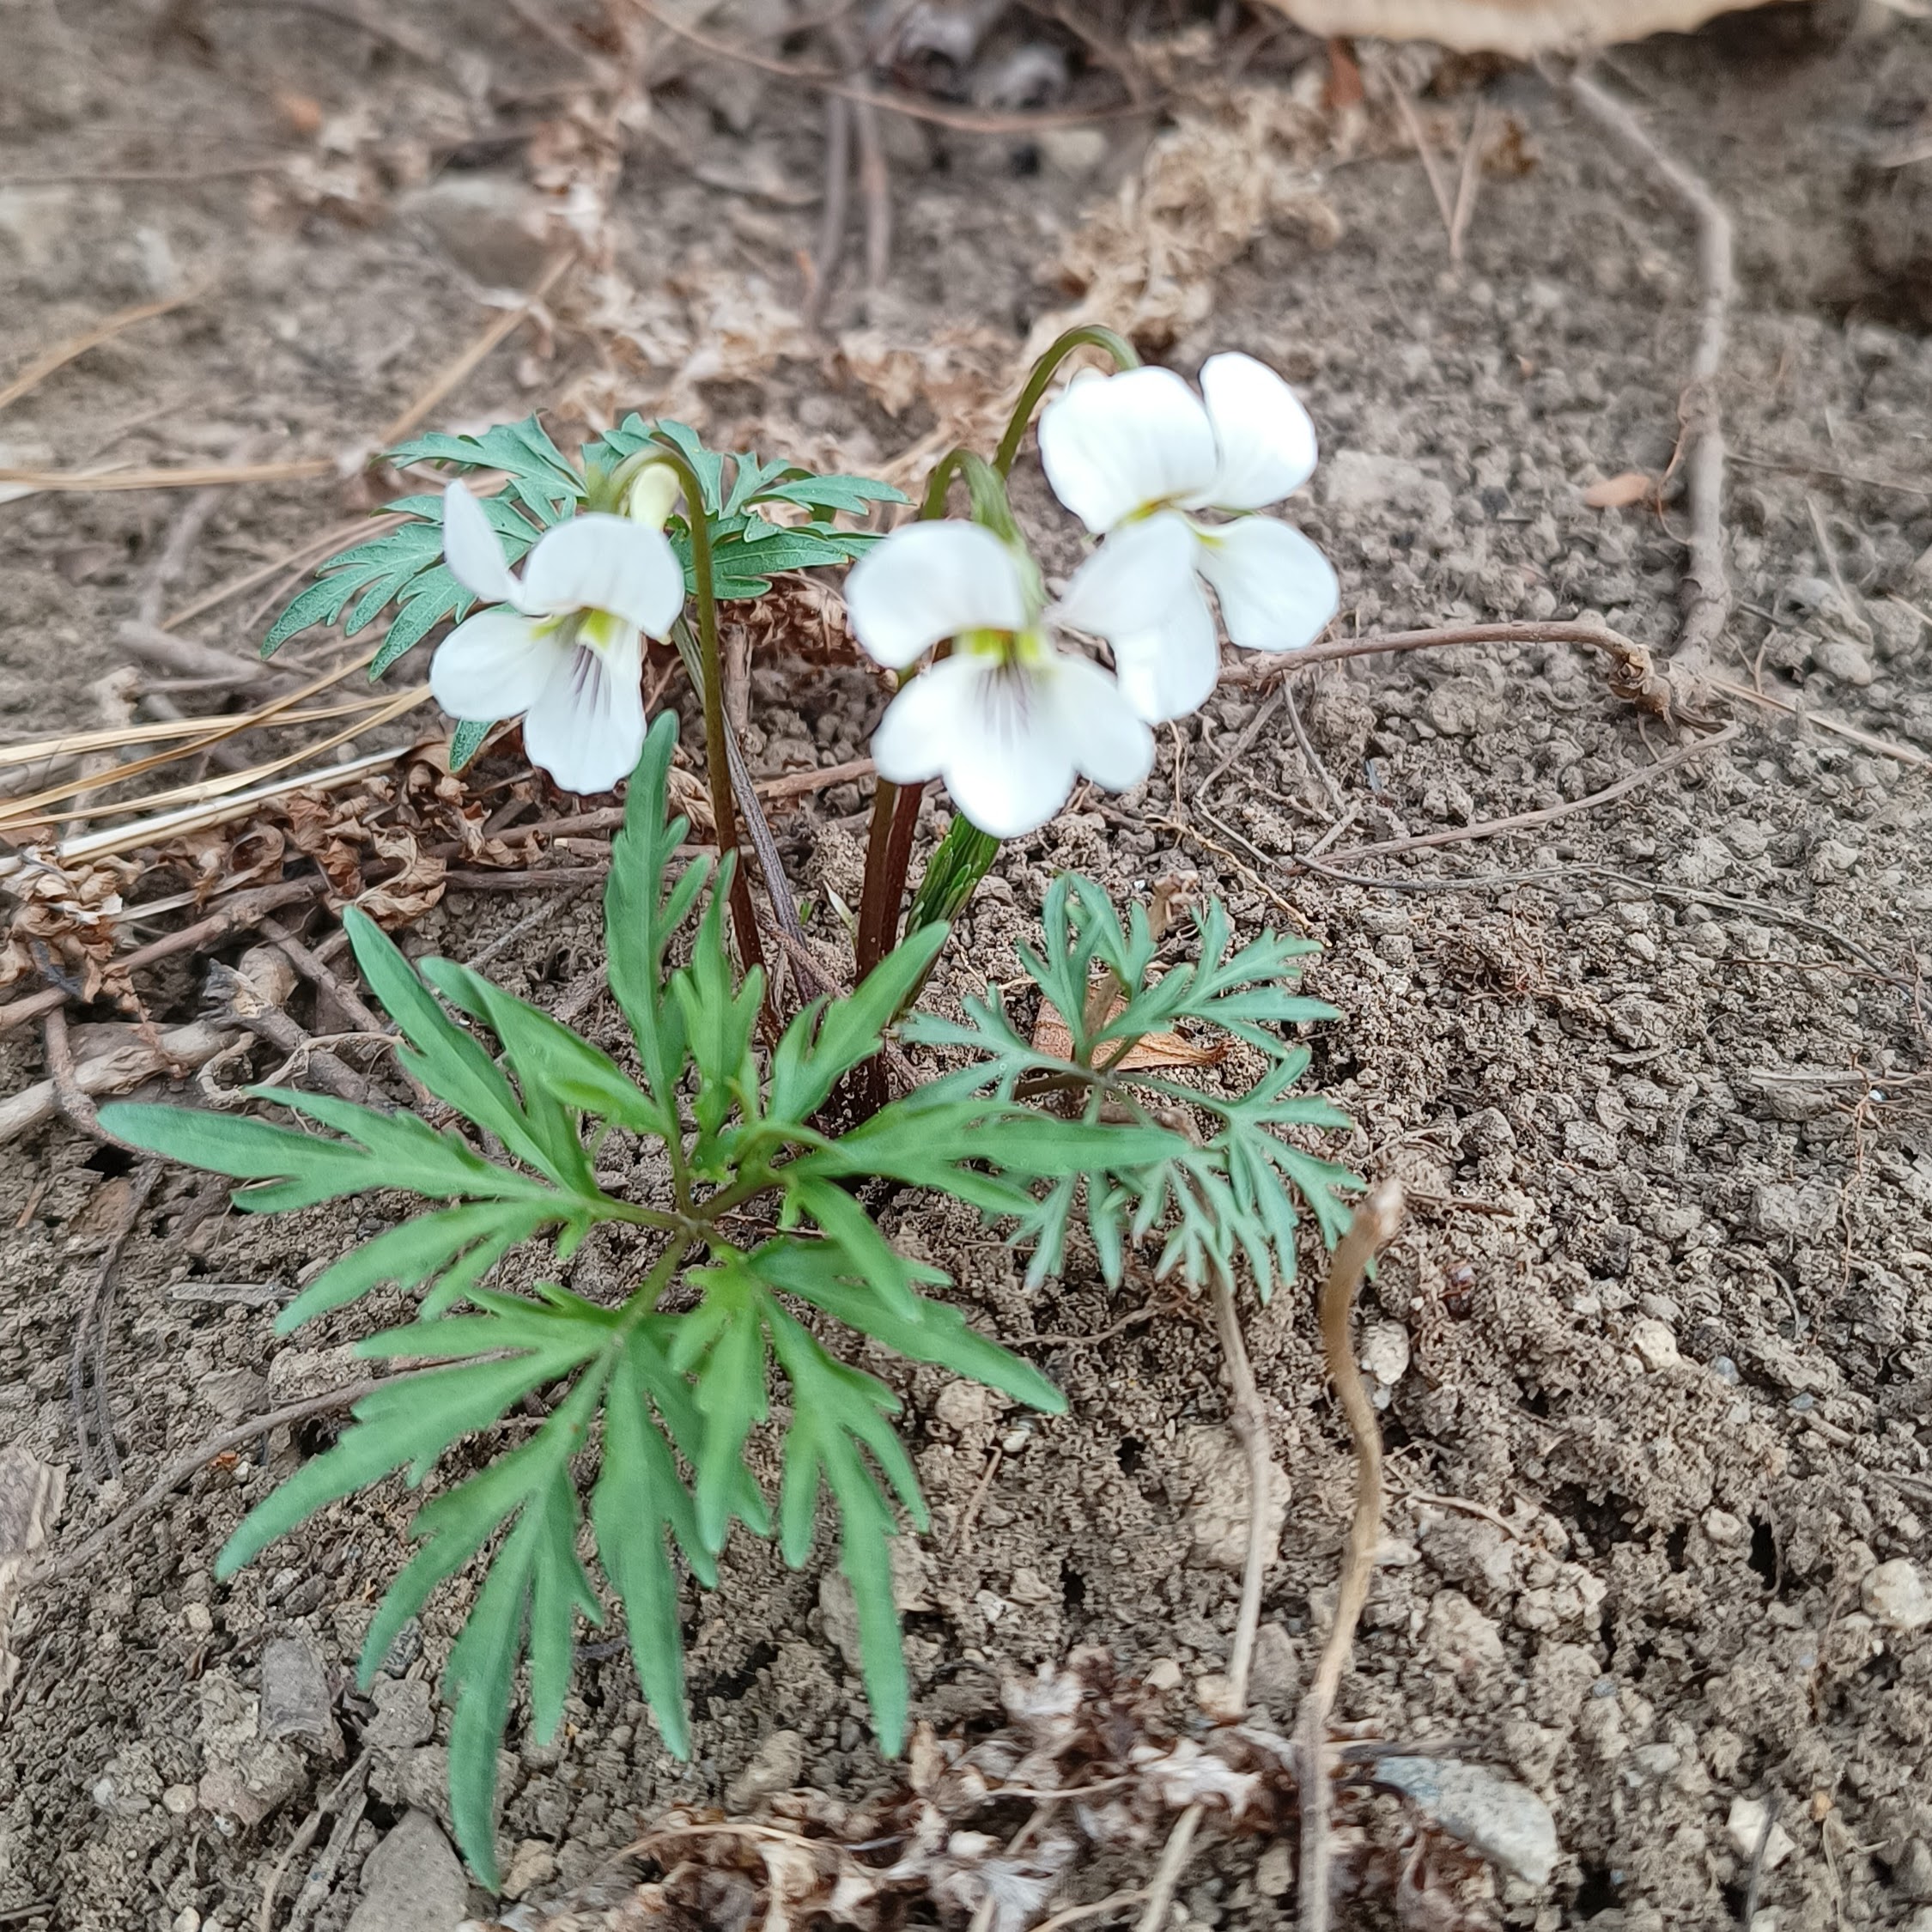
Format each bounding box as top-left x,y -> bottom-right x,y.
396,175 -> 554,289
1814,636 -> 1875,687
1248,1622 -> 1300,1710
365,1676 -> 434,1753
196,1369 -> 267,1422
345,1811 -> 469,1932
1894,1837 -> 1932,1903
1372,1755 -> 1558,1885
1862,1559 -> 1932,1633
260,1636 -> 338,1753
726,1728 -> 805,1811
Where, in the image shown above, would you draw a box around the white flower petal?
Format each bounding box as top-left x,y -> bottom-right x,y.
1104,582 -> 1221,724
845,522 -> 1030,671
430,608 -> 565,720
441,481 -> 520,609
872,652 -> 1076,839
1037,367 -> 1218,534
1042,653 -> 1156,793
1050,511 -> 1197,641
1195,516 -> 1340,655
521,628 -> 647,793
1194,353 -> 1319,512
520,513 -> 685,637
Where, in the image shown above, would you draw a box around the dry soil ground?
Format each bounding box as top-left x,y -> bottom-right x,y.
3,3 -> 1932,1929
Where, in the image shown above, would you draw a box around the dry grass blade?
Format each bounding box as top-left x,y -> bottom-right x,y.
0,648 -> 388,829
0,290 -> 198,416
375,251 -> 576,447
1,685 -> 426,841
0,689 -> 410,781
1259,0 -> 1783,57
1297,1181 -> 1405,1932
47,738 -> 420,868
0,458 -> 337,495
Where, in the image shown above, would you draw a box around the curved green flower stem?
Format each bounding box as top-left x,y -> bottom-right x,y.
647,439 -> 765,987
990,324 -> 1141,477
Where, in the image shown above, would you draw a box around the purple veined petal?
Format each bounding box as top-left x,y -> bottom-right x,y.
519,623 -> 648,793
1194,516 -> 1339,654
430,607 -> 565,720
1193,352 -> 1319,513
1037,366 -> 1218,535
872,650 -> 1077,839
519,513 -> 686,637
441,481 -> 522,609
845,521 -> 1030,671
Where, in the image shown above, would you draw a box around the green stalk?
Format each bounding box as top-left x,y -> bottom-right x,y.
645,439 -> 764,984
990,325 -> 1141,477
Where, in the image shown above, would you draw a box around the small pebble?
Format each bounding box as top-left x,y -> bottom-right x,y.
184,1604 -> 213,1636
161,1784 -> 197,1816
1861,1558 -> 1932,1632
1145,1656 -> 1183,1692
1711,1357 -> 1740,1384
1630,1318 -> 1680,1372
1726,1795 -> 1795,1870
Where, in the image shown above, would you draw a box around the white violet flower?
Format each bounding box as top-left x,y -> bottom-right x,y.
1039,352 -> 1340,723
431,480 -> 685,793
845,520 -> 1154,840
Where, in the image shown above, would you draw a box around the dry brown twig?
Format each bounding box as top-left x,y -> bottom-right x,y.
1131,1268 -> 1285,1931
1297,1180 -> 1405,1932
65,1162 -> 163,1492
27,1378 -> 394,1587
0,289 -> 199,416
1549,62 -> 1734,669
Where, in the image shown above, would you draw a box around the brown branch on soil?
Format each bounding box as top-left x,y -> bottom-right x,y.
805,93 -> 853,330
42,1005 -> 119,1147
65,1162 -> 162,1492
1133,1271 -> 1279,1932
0,1019 -> 239,1147
205,958 -> 375,1104
1297,1181 -> 1406,1932
259,1748 -> 374,1932
1307,720 -> 1740,871
0,290 -> 198,416
1222,617 -> 1711,727
1551,63 -> 1734,668
258,915 -> 386,1036
27,1380 -> 392,1586
0,878 -> 326,1036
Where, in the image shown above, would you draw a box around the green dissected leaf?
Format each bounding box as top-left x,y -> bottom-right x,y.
388,416 -> 586,503
756,475 -> 905,515
592,1329 -> 704,1759
278,1200 -> 557,1329
448,717 -> 494,771
766,1304 -> 922,1754
750,1237 -> 1062,1414
605,714 -> 702,1115
669,862 -> 762,1155
766,924 -> 945,1127
343,908 -> 566,1180
789,1177 -> 923,1326
668,1263 -> 771,1553
428,958 -> 665,1139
